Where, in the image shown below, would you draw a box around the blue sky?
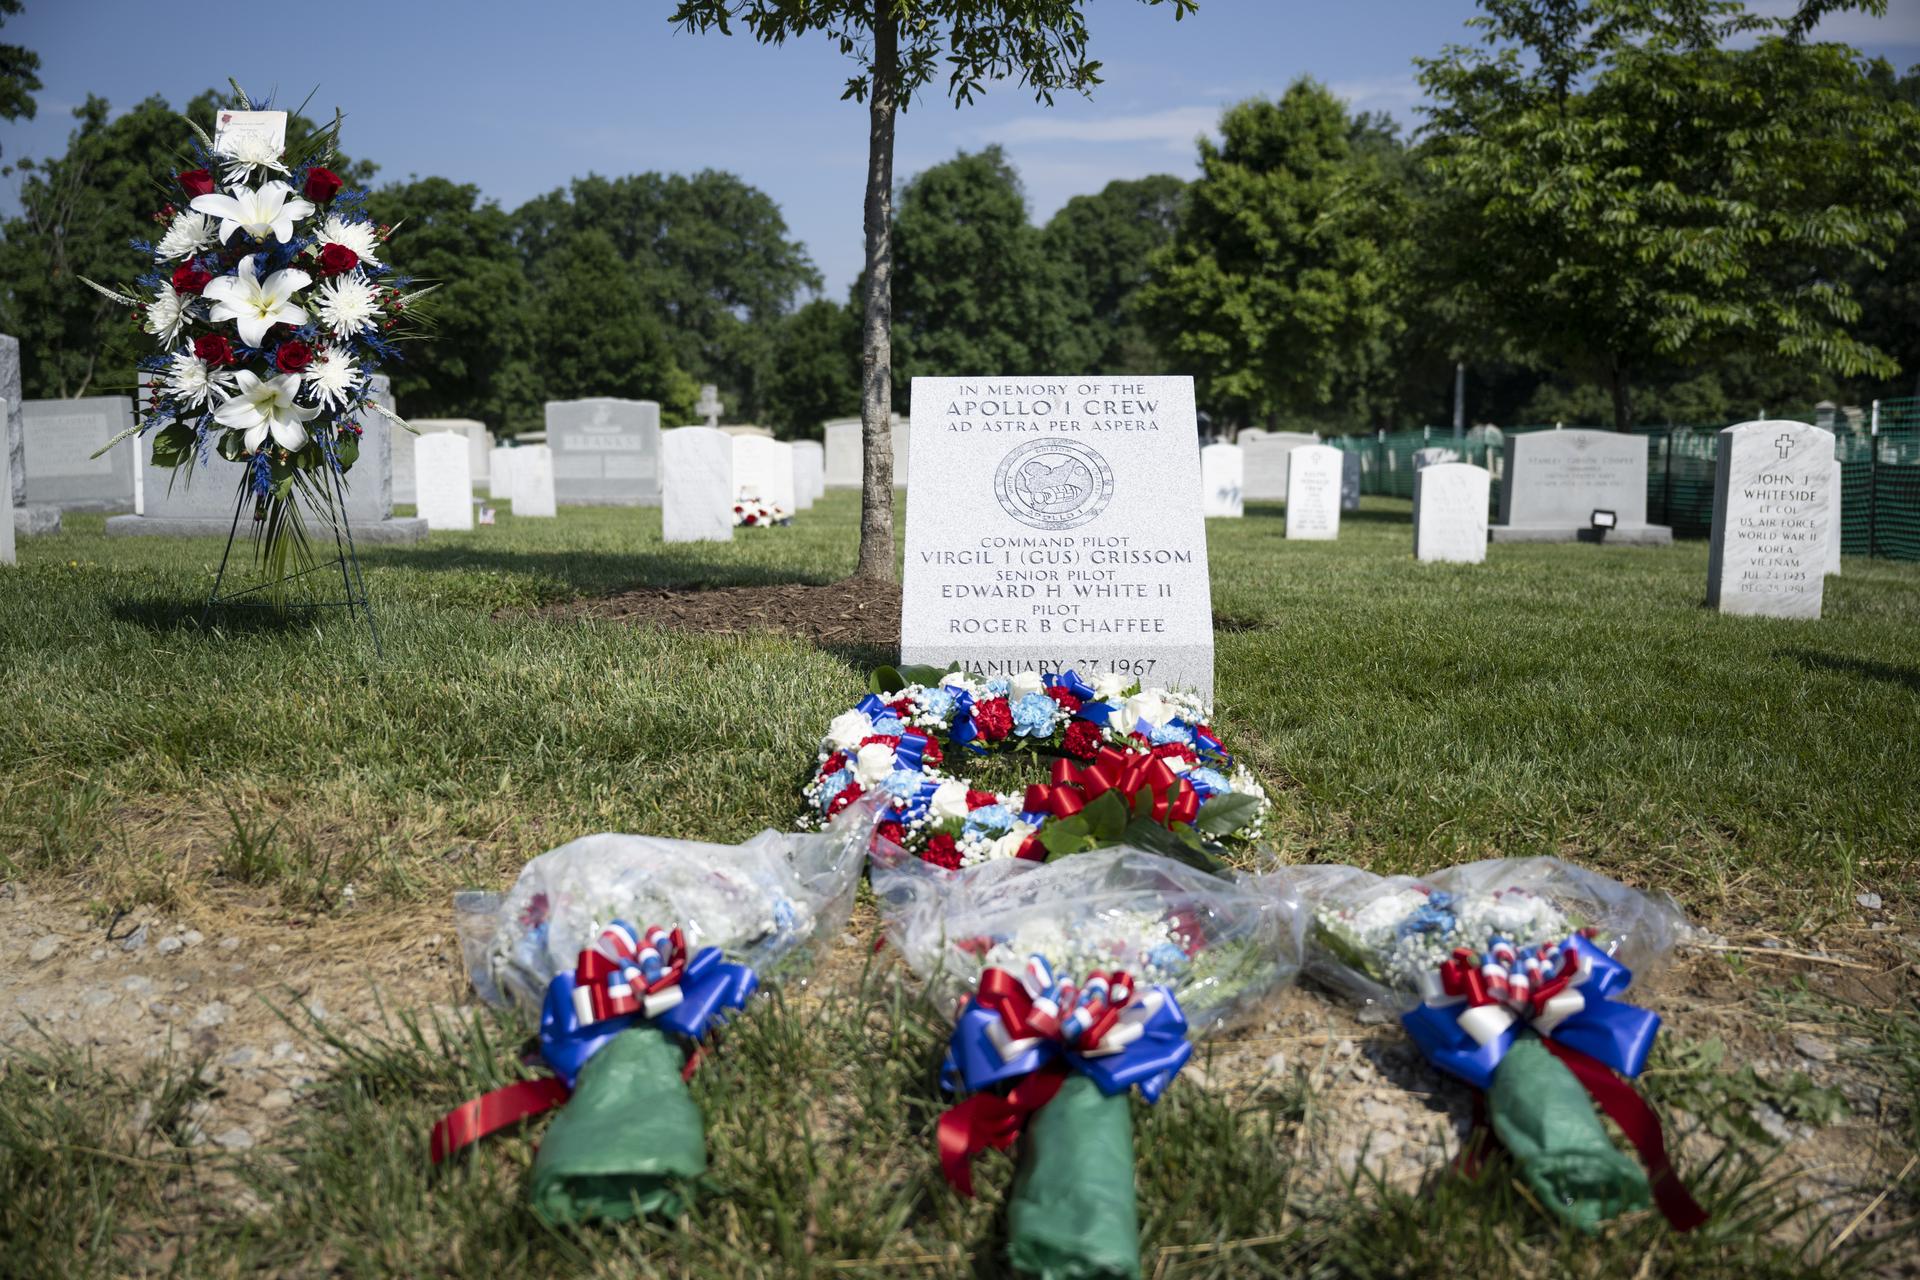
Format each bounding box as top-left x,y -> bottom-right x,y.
6,0 -> 1918,297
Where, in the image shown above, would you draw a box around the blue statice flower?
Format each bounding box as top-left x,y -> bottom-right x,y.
986,679 -> 1011,697
1188,767 -> 1231,797
814,768 -> 854,812
1396,890 -> 1456,940
1150,720 -> 1196,747
1011,693 -> 1059,738
963,804 -> 1015,835
918,687 -> 957,721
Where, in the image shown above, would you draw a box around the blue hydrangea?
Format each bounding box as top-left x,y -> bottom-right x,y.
870,714 -> 906,737
918,687 -> 957,720
986,679 -> 1011,696
882,768 -> 923,800
963,804 -> 1015,834
1147,942 -> 1190,972
1150,720 -> 1196,746
815,768 -> 854,811
1188,767 -> 1231,797
1011,692 -> 1059,737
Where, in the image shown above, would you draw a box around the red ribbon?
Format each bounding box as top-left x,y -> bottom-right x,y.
429,1077 -> 571,1164
936,1061 -> 1070,1197
1031,748 -> 1200,829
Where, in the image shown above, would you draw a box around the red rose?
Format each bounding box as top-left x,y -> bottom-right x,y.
1063,721 -> 1103,761
922,833 -> 963,871
170,265 -> 213,295
303,167 -> 345,203
275,340 -> 314,374
179,169 -> 214,198
965,789 -> 999,811
744,514 -> 758,525
972,697 -> 1013,742
1045,687 -> 1083,715
317,242 -> 359,278
826,783 -> 865,816
874,821 -> 906,849
193,334 -> 235,366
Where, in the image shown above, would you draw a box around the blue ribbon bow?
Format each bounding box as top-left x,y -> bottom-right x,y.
1401,934 -> 1660,1091
539,946 -> 758,1088
940,985 -> 1193,1104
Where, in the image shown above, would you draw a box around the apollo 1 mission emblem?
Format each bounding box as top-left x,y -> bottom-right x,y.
994,438 -> 1115,531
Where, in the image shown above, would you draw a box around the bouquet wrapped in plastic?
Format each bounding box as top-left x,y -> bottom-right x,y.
441,815 -> 866,1224
1280,858 -> 1703,1232
882,848 -> 1302,1279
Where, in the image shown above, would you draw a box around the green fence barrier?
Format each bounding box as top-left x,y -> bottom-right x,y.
1323,402 -> 1920,562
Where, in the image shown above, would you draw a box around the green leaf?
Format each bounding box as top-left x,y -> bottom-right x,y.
333,434 -> 360,470
149,422 -> 196,469
868,666 -> 905,695
1039,817 -> 1093,858
216,432 -> 246,463
1081,790 -> 1129,843
1194,792 -> 1262,838
1120,818 -> 1226,874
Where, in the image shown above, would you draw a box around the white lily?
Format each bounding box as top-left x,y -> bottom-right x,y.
191,180 -> 314,244
302,345 -> 361,411
202,255 -> 311,348
314,215 -> 383,267
163,345 -> 236,409
214,370 -> 321,453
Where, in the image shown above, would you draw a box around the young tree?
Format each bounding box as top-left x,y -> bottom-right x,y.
669,0 -> 1197,583
1419,0 -> 1920,430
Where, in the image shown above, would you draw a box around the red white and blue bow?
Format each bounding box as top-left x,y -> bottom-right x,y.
935,956 -> 1191,1195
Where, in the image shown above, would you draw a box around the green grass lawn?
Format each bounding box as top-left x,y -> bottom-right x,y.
1,493 -> 1916,1277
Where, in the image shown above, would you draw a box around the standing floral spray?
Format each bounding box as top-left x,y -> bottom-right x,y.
87,84 -> 432,584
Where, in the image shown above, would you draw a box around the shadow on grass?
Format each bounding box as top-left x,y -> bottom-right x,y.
1777,648 -> 1920,694
359,545 -> 832,595
107,595 -> 367,638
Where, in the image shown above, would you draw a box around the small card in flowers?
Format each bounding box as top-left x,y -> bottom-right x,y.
214,109 -> 287,155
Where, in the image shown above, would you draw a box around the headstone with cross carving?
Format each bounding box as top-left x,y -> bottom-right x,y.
695,384 -> 723,429
1706,420 -> 1836,619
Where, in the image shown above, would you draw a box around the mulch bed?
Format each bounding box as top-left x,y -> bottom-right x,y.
522,579 -> 903,651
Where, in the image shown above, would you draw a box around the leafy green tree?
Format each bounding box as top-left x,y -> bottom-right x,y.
376,177 -> 534,429
0,0 -> 41,162
1139,80 -> 1404,430
669,0 -> 1197,583
1042,173 -> 1184,373
514,171 -> 817,420
1418,0 -> 1920,431
0,91 -> 371,398
762,297 -> 860,436
1851,60 -> 1920,400
524,228 -> 700,427
889,146 -> 1066,386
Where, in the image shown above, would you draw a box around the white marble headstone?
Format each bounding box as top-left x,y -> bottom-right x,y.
413,432 -> 473,531
1242,431 -> 1320,501
733,435 -> 796,511
1285,444 -> 1342,540
511,444 -> 557,518
489,446 -> 516,500
1413,446 -> 1461,471
1706,420 -> 1835,619
0,398 -> 14,564
1413,462 -> 1490,564
411,418 -> 490,488
822,419 -> 862,488
662,427 -> 734,543
1200,443 -> 1243,518
791,439 -> 824,510
902,375 -> 1214,696
1,336 -> 21,509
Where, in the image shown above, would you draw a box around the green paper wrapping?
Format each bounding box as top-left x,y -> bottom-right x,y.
1487,1038 -> 1650,1233
1006,1076 -> 1141,1280
529,1024 -> 706,1224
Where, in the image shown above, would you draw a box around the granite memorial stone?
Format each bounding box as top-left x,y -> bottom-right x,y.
1340,450 -> 1361,513
1285,444 -> 1342,540
662,427 -> 734,543
21,397 -> 137,510
1493,429 -> 1670,544
1242,431 -> 1320,501
546,398 -> 661,505
1413,462 -> 1490,564
901,375 -> 1214,696
1200,443 -> 1243,517
511,443 -> 557,518
1707,420 -> 1835,618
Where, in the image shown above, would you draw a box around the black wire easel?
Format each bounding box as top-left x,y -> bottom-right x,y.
199,442 -> 382,655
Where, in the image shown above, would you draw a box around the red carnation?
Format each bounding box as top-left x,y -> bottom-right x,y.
317,242 -> 359,278
303,167 -> 344,203
179,168 -> 214,198
874,821 -> 907,849
820,751 -> 847,776
972,697 -> 1013,742
1063,721 -> 1103,761
193,334 -> 235,366
170,265 -> 213,295
275,340 -> 314,374
826,783 -> 865,816
965,789 -> 999,811
1045,687 -> 1084,715
886,698 -> 914,718
1152,741 -> 1198,766
859,734 -> 903,751
922,833 -> 963,871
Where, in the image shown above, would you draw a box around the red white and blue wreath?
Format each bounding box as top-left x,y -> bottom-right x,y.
802,667 -> 1270,872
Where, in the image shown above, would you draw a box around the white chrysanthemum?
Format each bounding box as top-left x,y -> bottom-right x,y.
217,131 -> 289,183
143,285 -> 193,346
315,215 -> 384,267
155,211 -> 217,262
303,346 -> 361,411
163,346 -> 235,409
312,272 -> 383,337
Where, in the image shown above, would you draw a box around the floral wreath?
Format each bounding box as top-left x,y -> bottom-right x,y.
802,666 -> 1270,872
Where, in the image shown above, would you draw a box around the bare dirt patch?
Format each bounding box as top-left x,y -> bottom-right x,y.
513,578 -> 903,652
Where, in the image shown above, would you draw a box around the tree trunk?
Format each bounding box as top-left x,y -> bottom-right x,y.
852,3 -> 898,583
1607,359 -> 1633,433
